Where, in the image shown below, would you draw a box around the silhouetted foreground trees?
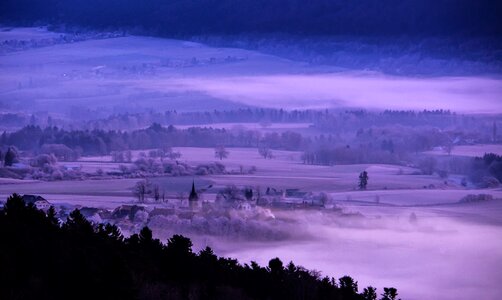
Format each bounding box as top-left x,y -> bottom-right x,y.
0,194 -> 399,300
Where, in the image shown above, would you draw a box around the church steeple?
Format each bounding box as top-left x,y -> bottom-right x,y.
189,180 -> 198,202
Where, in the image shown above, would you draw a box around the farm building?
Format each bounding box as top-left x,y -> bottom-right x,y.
22,194 -> 51,211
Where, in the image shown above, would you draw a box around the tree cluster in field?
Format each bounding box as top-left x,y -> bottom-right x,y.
358,171 -> 369,190
83,108 -> 325,130
0,146 -> 86,181
0,30 -> 125,55
39,143 -> 81,161
5,110 -> 492,159
0,194 -> 400,300
1,0 -> 500,37
62,108 -> 492,133
411,152 -> 502,188
2,109 -> 498,156
5,108 -> 492,133
97,110 -> 498,151
0,146 -> 20,167
1,124 -> 307,155
124,156 -> 230,178
459,194 -> 493,204
0,113 -> 29,129
132,179 -> 164,203
316,109 -> 462,131
0,145 -> 254,181
302,144 -> 398,166
469,153 -> 502,187
1,111 -> 500,184
302,114 -> 499,167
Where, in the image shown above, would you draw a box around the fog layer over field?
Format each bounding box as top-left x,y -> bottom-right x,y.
1,28 -> 501,115
215,213 -> 502,300
172,75 -> 502,112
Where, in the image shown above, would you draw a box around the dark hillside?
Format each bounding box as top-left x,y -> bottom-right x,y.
0,194 -> 397,300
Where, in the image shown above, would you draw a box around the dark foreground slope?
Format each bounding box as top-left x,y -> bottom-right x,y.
0,194 -> 398,300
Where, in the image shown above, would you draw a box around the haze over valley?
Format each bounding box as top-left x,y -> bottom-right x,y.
1,2 -> 501,300
2,28 -> 501,117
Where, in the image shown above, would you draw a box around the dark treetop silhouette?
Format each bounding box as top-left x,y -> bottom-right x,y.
1,0 -> 500,37
0,193 -> 399,300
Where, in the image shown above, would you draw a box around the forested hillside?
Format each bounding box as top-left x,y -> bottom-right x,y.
2,0 -> 501,37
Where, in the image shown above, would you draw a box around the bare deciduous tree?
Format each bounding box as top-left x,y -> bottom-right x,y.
258,146 -> 273,159
152,184 -> 161,202
214,146 -> 229,160
133,180 -> 151,202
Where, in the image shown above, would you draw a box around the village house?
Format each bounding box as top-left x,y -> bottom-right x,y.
112,205 -> 147,221
149,207 -> 175,218
22,194 -> 51,211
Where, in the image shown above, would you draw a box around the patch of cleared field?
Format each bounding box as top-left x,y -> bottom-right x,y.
77,155 -> 131,172
330,189 -> 502,206
175,147 -> 449,192
0,178 -> 135,196
79,161 -> 131,173
78,156 -> 113,162
0,178 -> 136,209
424,144 -> 502,157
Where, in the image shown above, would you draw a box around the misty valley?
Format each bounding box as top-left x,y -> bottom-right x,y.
0,13 -> 501,300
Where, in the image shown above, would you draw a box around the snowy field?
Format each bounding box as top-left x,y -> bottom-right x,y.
1,27 -> 502,115
1,147 -> 496,207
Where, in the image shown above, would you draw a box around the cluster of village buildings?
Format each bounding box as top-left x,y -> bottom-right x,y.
4,182 -> 335,227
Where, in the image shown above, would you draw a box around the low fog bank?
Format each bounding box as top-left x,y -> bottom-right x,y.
172,74 -> 502,113
196,210 -> 502,300
1,27 -> 502,118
